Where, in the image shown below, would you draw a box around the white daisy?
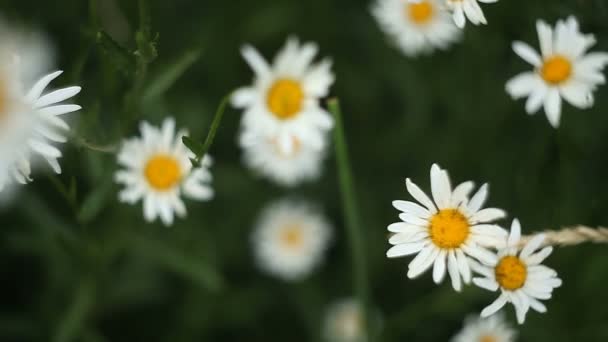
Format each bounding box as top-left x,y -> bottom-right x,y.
451,313 -> 517,342
115,118 -> 214,226
0,34 -> 81,193
387,163 -> 507,291
472,219 -> 562,324
372,0 -> 462,57
445,0 -> 497,28
506,17 -> 608,128
231,37 -> 334,156
252,199 -> 332,281
323,298 -> 366,342
239,129 -> 327,187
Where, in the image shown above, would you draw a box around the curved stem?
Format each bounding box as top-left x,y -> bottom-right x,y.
328,98 -> 370,339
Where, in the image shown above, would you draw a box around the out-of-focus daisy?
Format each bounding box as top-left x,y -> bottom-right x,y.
0,26 -> 81,193
387,164 -> 507,291
252,200 -> 332,281
239,129 -> 327,187
372,0 -> 461,57
232,37 -> 334,156
115,118 -> 214,226
323,298 -> 366,342
451,313 -> 517,342
506,17 -> 608,128
472,219 -> 562,324
446,0 -> 497,28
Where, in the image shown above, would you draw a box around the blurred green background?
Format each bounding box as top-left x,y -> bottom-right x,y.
1,0 -> 608,340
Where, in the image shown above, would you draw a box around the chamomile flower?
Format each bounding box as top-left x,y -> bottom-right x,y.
239,129 -> 327,187
451,313 -> 517,342
0,28 -> 81,193
472,219 -> 562,324
387,164 -> 507,291
372,0 -> 461,57
252,200 -> 332,281
232,37 -> 334,156
506,17 -> 608,128
323,299 -> 366,342
446,0 -> 497,28
115,118 -> 214,226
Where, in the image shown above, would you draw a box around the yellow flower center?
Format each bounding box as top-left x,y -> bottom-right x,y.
280,225 -> 304,250
540,55 -> 572,85
144,155 -> 182,191
407,0 -> 434,24
266,79 -> 304,120
479,336 -> 497,342
495,256 -> 527,291
428,209 -> 470,249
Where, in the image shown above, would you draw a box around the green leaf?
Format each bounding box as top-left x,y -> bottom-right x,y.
182,136 -> 204,156
142,49 -> 202,101
96,31 -> 134,76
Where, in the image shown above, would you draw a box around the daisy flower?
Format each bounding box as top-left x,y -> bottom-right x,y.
372,0 -> 462,57
115,118 -> 214,226
323,298 -> 366,342
506,17 -> 608,128
445,0 -> 497,28
387,163 -> 507,291
252,199 -> 332,281
472,219 -> 562,324
239,129 -> 327,187
0,30 -> 81,193
232,37 -> 334,156
451,313 -> 517,342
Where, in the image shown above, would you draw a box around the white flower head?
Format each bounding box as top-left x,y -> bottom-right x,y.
115,118 -> 214,226
239,129 -> 327,187
232,37 -> 335,156
0,22 -> 81,194
445,0 -> 498,28
252,199 -> 332,281
372,0 -> 462,57
387,163 -> 508,291
323,298 -> 366,342
451,313 -> 517,342
472,219 -> 562,324
506,16 -> 608,128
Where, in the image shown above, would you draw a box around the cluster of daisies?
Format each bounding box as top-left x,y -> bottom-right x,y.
373,1 -> 608,128
387,164 -> 562,329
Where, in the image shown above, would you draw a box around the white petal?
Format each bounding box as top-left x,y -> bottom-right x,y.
470,208 -> 506,223
480,294 -> 508,317
406,178 -> 437,213
387,241 -> 427,258
392,200 -> 431,218
451,181 -> 474,207
35,86 -> 81,108
387,222 -> 426,233
513,41 -> 542,67
559,81 -> 594,109
38,104 -> 82,116
520,234 -> 546,259
430,164 -> 450,209
467,183 -> 488,214
26,70 -> 63,102
432,250 -> 447,284
473,277 -> 499,291
241,45 -> 270,77
508,219 -> 521,247
525,84 -> 548,114
526,246 -> 553,265
447,251 -> 462,292
506,72 -> 540,99
536,20 -> 553,58
456,249 -> 472,283
543,88 -> 562,128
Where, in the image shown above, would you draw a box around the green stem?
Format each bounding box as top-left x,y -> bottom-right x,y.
200,95 -> 231,157
328,98 -> 370,339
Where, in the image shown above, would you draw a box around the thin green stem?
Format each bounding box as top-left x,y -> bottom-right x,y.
328,98 -> 370,339
200,94 -> 231,157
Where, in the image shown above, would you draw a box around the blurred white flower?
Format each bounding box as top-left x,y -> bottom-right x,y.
451,313 -> 517,342
252,199 -> 332,281
372,0 -> 462,57
506,17 -> 608,128
115,118 -> 214,226
323,298 -> 366,342
446,0 -> 497,28
232,37 -> 335,157
387,163 -> 507,291
239,129 -> 327,187
471,219 -> 562,324
0,21 -> 80,194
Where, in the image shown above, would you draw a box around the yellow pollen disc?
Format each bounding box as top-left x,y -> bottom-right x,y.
540,55 -> 572,85
266,79 -> 304,120
407,0 -> 434,24
429,209 -> 470,249
144,155 -> 182,191
495,256 -> 527,291
280,225 -> 304,250
479,336 -> 497,342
